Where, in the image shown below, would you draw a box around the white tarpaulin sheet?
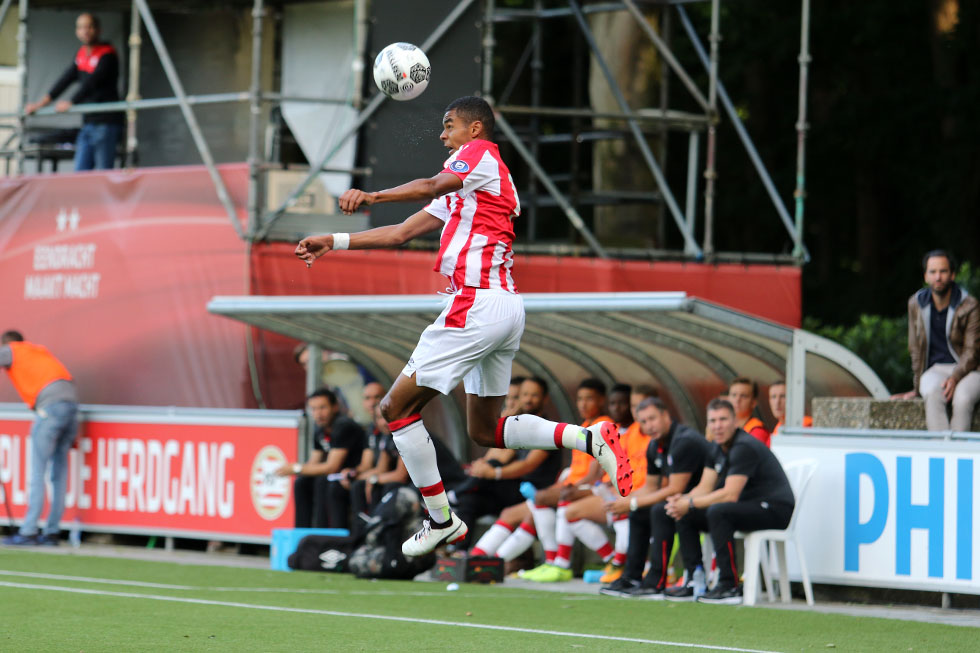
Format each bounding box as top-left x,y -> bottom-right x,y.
281,1 -> 359,197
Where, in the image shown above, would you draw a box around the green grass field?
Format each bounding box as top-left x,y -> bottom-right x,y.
0,549 -> 974,652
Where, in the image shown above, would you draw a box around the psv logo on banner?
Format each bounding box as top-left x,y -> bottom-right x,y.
251,445 -> 291,520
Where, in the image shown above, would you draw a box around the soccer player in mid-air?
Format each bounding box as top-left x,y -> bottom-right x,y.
295,96 -> 633,556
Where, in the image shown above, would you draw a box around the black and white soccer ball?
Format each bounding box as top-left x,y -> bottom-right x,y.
373,42 -> 431,101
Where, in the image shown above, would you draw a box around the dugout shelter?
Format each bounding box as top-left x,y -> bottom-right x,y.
207,291 -> 888,450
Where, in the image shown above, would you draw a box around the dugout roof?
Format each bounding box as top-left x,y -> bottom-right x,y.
208,292 -> 887,436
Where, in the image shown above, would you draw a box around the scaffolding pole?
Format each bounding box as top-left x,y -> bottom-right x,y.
567,0 -> 701,257
134,0 -> 245,240
528,0 -> 543,240
482,0 -> 495,98
702,0 -> 720,259
125,1 -> 141,167
0,0 -> 12,35
794,0 -> 811,261
684,129 -> 700,255
247,0 -> 265,238
15,0 -> 28,174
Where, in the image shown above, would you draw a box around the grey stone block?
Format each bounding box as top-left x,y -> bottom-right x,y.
812,397 -> 980,431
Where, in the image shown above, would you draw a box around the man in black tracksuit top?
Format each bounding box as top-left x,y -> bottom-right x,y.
23,13 -> 124,171
664,398 -> 795,604
277,388 -> 366,530
600,397 -> 710,598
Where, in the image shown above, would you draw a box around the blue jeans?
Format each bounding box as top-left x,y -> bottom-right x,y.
20,401 -> 79,536
74,122 -> 121,171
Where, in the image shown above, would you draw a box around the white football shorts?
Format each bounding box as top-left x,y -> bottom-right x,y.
402,287 -> 525,397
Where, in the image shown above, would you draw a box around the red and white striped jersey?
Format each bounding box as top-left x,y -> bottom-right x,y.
423,139 -> 521,293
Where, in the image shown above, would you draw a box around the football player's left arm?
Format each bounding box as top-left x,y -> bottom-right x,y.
296,209 -> 444,264
338,172 -> 462,214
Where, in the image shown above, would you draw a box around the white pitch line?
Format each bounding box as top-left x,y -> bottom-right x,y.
0,569 -> 196,590
0,569 -> 547,599
0,580 -> 782,653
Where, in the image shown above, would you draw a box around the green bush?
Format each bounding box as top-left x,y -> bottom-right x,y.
803,263 -> 977,394
803,314 -> 910,394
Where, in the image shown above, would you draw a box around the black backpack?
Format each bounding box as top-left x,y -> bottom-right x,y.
349,486 -> 436,580
287,486 -> 435,580
287,533 -> 357,573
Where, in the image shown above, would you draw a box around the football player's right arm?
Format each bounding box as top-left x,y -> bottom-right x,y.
338,172 -> 462,214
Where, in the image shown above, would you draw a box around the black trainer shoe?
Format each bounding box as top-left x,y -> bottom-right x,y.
35,533 -> 60,546
1,533 -> 38,546
664,583 -> 695,601
630,585 -> 666,600
599,577 -> 640,597
697,584 -> 743,605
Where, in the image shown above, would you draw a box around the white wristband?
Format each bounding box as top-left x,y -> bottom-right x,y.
331,233 -> 350,250
629,497 -> 638,512
292,463 -> 302,475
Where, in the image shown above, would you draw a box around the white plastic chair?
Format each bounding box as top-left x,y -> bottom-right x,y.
737,458 -> 818,606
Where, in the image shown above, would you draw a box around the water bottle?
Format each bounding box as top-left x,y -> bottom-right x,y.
692,564 -> 707,598
593,482 -> 617,503
69,519 -> 81,549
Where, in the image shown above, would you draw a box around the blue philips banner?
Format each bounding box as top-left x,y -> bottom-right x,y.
773,432 -> 979,594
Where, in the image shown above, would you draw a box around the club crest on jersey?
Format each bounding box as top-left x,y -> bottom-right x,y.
449,160 -> 469,173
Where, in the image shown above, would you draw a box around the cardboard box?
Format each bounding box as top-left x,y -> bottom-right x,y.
266,169 -> 335,215
433,555 -> 505,584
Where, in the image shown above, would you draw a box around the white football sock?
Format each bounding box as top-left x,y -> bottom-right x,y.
528,500 -> 557,557
391,416 -> 450,524
501,415 -> 591,453
569,518 -> 613,561
497,523 -> 537,561
553,504 -> 573,569
470,520 -> 513,557
612,517 -> 630,565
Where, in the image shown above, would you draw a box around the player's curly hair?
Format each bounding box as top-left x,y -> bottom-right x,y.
446,96 -> 494,138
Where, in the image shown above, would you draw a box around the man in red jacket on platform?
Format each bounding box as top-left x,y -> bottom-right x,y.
23,13 -> 124,171
0,331 -> 79,546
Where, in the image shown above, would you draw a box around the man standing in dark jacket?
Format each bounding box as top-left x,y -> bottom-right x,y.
895,250 -> 980,431
24,13 -> 124,171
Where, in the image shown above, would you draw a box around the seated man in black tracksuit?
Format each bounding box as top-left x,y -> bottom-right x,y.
277,387 -> 366,530
663,398 -> 795,604
600,396 -> 711,598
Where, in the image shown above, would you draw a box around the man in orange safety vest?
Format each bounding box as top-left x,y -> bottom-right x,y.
0,330 -> 79,546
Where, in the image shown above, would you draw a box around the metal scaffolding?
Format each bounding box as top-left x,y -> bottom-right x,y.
0,0 -> 811,264
483,0 -> 811,263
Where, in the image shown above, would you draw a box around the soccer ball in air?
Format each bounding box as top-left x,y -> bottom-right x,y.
373,42 -> 431,101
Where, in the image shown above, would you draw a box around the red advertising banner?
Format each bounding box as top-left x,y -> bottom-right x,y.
0,406 -> 300,542
0,164 -> 254,409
